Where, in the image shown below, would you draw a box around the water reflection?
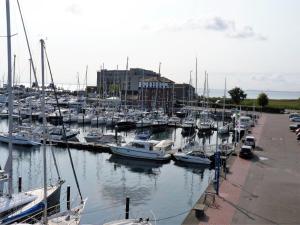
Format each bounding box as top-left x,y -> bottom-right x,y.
108,155 -> 163,177
0,119 -> 219,224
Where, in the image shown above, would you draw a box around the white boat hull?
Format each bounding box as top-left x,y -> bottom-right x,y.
0,134 -> 41,146
174,153 -> 211,165
110,145 -> 170,161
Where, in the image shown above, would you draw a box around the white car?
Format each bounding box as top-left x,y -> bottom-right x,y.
291,117 -> 300,122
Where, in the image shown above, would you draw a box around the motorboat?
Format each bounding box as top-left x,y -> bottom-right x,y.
77,113 -> 92,124
91,116 -> 106,126
181,117 -> 196,132
134,130 -> 151,140
174,150 -> 211,165
109,139 -> 173,161
136,118 -> 152,128
218,124 -> 230,135
48,127 -> 79,141
198,120 -> 214,133
167,116 -> 181,127
116,118 -> 136,130
84,130 -> 103,142
0,131 -> 41,146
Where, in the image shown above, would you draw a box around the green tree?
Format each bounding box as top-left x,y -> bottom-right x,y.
228,87 -> 247,105
257,92 -> 269,107
109,84 -> 120,95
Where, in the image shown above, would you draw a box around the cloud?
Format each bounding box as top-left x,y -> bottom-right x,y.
204,17 -> 233,31
66,3 -> 82,15
160,17 -> 267,41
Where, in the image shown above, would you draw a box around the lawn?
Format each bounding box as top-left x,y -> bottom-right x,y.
242,99 -> 300,110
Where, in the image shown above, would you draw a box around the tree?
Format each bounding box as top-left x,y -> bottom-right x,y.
257,92 -> 269,107
228,87 -> 247,105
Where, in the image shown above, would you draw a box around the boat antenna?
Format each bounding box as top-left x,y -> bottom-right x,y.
43,43 -> 83,202
16,0 -> 39,90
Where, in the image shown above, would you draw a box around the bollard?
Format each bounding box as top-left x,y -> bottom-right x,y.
18,177 -> 22,193
67,186 -> 71,210
115,125 -> 118,143
125,197 -> 130,219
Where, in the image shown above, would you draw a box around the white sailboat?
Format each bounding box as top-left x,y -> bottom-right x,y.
0,2 -> 62,224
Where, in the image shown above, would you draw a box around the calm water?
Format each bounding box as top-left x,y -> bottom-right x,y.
0,120 -> 229,224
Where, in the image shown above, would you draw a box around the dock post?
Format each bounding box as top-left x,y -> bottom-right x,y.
115,125 -> 118,143
125,196 -> 130,219
67,185 -> 71,210
18,176 -> 22,192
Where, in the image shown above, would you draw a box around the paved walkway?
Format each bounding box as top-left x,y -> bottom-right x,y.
183,113 -> 300,225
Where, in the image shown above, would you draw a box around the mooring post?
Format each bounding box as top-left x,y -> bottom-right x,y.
67,185 -> 71,210
115,125 -> 118,143
125,196 -> 130,219
18,176 -> 22,192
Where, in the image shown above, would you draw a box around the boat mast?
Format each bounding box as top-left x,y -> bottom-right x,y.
85,65 -> 88,97
124,57 -> 129,109
141,69 -> 144,111
202,71 -> 206,109
222,77 -> 227,125
6,0 -> 13,197
189,70 -> 192,106
195,57 -> 198,97
154,62 -> 161,110
40,39 -> 48,224
16,0 -> 39,90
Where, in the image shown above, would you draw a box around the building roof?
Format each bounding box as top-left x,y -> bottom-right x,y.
143,76 -> 174,83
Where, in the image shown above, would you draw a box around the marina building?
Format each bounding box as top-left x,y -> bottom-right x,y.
139,76 -> 175,111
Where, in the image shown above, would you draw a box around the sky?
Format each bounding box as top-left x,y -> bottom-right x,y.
0,0 -> 300,92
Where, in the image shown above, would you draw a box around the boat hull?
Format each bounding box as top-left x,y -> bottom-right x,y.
1,184 -> 62,225
174,153 -> 211,165
110,145 -> 170,161
0,134 -> 41,146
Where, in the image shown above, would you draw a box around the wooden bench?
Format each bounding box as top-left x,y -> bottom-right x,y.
193,203 -> 206,217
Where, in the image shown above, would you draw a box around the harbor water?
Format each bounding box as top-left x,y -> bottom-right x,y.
0,119 -> 230,224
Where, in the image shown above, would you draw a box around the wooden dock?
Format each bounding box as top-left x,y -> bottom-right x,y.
49,140 -> 111,153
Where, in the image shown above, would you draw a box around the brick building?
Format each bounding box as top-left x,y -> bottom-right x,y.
138,76 -> 175,112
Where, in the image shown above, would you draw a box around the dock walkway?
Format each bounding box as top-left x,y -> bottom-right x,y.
183,113 -> 300,225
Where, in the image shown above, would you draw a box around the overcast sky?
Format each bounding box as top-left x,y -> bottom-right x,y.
0,0 -> 300,92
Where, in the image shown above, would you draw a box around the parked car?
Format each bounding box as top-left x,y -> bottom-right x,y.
289,124 -> 300,131
289,113 -> 300,119
244,135 -> 256,148
239,145 -> 253,159
290,117 -> 300,122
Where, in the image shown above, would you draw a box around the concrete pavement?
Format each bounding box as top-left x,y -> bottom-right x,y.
182,113 -> 300,225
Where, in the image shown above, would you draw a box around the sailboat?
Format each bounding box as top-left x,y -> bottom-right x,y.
218,78 -> 230,135
198,71 -> 214,134
0,2 -> 62,224
19,39 -> 87,225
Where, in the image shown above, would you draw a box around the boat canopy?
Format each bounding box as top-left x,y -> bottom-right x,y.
154,140 -> 173,150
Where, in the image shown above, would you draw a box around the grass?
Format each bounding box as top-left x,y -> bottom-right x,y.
242,99 -> 300,110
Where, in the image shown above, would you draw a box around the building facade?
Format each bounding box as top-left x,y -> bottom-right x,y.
174,83 -> 195,104
138,76 -> 175,112
96,68 -> 159,97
